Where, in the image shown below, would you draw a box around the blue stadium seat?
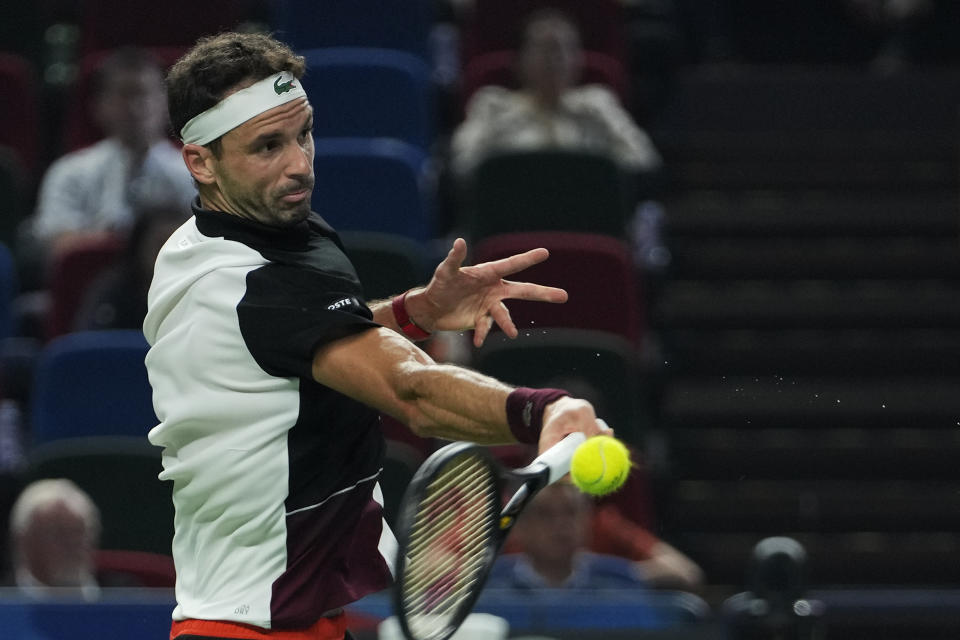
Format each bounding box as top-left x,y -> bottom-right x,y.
472,232 -> 645,347
272,0 -> 432,59
30,330 -> 156,445
0,596 -> 175,639
312,138 -> 433,242
300,47 -> 433,150
348,589 -> 710,634
0,241 -> 17,342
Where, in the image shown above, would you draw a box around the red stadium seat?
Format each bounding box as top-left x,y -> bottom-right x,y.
44,233 -> 125,339
472,232 -> 645,347
95,550 -> 176,588
77,0 -> 263,55
0,53 -> 40,175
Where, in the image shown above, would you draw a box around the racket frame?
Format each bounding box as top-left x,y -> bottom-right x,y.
392,432 -> 586,640
393,442 -> 505,640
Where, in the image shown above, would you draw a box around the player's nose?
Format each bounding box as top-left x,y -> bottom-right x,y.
285,142 -> 312,178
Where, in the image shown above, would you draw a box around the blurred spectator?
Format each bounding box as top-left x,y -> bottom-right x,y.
591,500 -> 704,591
449,8 -> 661,178
487,482 -> 702,591
73,201 -> 190,331
25,47 -> 194,269
8,478 -> 101,600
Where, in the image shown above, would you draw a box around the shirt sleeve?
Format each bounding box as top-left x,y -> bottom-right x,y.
236,261 -> 380,380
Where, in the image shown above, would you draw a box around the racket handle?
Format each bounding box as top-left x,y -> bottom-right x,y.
530,431 -> 587,484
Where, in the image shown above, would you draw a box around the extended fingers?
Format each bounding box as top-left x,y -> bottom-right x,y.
485,247 -> 551,277
473,302 -> 512,347
437,237 -> 468,277
472,314 -> 496,347
490,301 -> 516,338
502,281 -> 568,304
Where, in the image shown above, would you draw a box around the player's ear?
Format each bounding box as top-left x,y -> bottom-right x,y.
182,143 -> 217,185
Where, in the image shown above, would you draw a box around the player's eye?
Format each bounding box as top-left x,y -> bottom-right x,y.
258,140 -> 280,154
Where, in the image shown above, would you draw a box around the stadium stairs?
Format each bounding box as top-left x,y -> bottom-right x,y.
646,66 -> 960,633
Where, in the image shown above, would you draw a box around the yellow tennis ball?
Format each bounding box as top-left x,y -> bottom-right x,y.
570,435 -> 631,496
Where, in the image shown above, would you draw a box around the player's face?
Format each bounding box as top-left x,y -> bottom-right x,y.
207,98 -> 315,228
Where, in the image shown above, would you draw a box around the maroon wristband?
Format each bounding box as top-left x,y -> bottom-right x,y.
505,387 -> 570,444
392,290 -> 431,340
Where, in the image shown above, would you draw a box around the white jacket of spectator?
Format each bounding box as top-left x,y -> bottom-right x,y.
450,84 -> 662,176
31,137 -> 195,243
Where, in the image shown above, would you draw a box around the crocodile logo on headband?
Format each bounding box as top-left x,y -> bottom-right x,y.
274,75 -> 296,95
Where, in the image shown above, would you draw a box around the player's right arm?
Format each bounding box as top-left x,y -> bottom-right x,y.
310,326 -> 603,451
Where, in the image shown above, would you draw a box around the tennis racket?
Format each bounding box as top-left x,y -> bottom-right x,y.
392,430 -> 588,640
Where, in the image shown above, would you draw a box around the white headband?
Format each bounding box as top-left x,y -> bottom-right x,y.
180,71 -> 308,145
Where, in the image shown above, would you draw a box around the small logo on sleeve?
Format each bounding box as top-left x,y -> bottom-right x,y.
327,297 -> 359,311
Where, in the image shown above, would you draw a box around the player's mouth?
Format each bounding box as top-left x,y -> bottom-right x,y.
280,188 -> 309,204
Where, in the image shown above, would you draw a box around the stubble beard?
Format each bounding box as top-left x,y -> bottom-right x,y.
270,189 -> 313,228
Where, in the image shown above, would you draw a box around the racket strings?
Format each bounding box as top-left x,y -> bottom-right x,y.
400,453 -> 498,640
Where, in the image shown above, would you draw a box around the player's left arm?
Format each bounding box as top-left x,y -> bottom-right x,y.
369,237 -> 568,347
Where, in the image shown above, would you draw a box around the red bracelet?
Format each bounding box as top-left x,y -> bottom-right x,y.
392,290 -> 431,340
505,387 -> 570,444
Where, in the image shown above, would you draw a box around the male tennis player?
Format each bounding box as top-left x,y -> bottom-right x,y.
145,32 -> 610,640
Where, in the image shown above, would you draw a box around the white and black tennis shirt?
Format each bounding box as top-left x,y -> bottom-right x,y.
144,202 -> 396,630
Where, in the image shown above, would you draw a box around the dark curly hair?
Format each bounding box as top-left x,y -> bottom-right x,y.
167,32 -> 306,149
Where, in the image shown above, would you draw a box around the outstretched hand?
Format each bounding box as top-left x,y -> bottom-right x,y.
407,237 -> 568,347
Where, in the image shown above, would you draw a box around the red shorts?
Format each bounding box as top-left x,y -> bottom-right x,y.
170,612 -> 348,640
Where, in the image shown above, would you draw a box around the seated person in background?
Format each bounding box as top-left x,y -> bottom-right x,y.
73,200 -> 191,331
26,47 -> 195,266
449,8 -> 662,178
591,500 -> 704,591
8,478 -> 101,600
486,482 -> 702,591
